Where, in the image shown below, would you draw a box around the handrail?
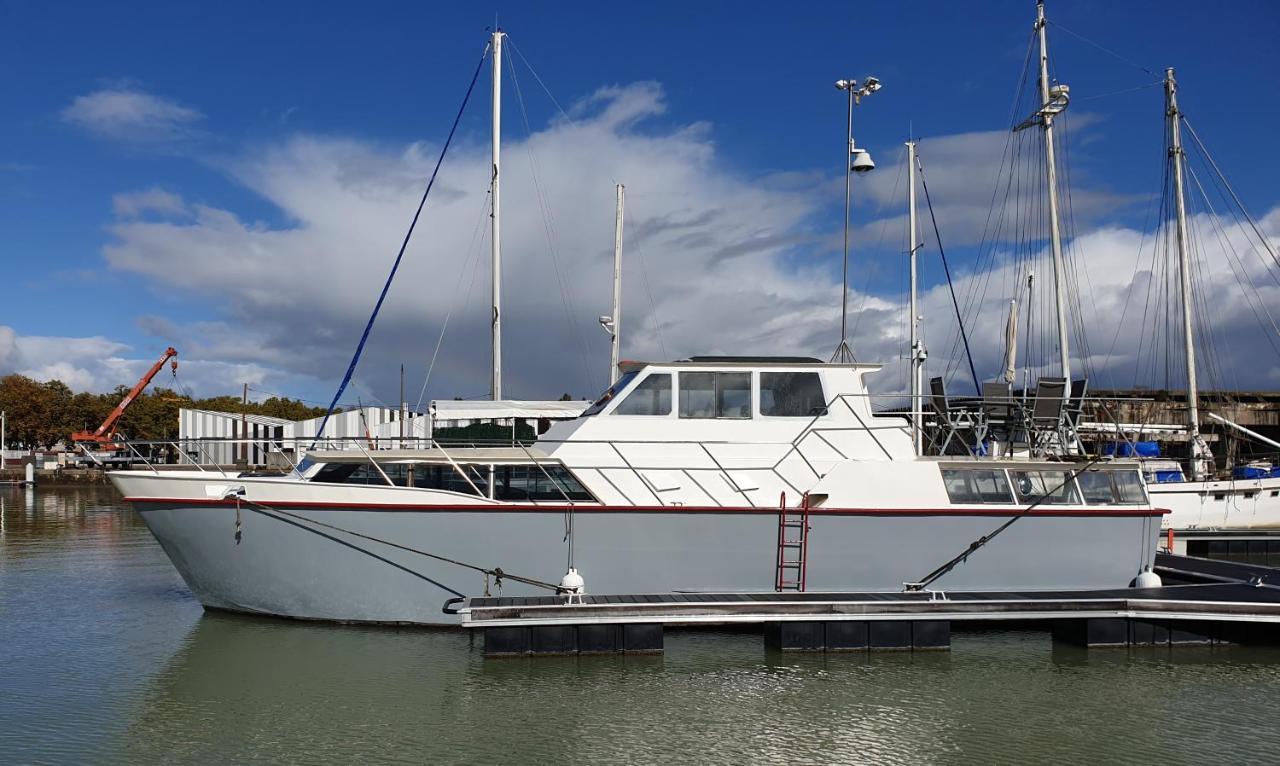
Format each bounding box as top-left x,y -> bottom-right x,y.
428,439 -> 486,498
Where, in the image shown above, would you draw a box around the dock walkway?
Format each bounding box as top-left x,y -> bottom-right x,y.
453,555 -> 1280,656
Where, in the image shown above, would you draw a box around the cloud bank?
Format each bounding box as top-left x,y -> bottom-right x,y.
40,81 -> 1280,405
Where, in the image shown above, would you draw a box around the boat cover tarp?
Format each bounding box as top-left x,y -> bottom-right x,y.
429,399 -> 589,422
1104,441 -> 1160,458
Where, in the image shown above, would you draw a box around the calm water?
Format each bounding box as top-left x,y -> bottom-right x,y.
3,487 -> 1280,765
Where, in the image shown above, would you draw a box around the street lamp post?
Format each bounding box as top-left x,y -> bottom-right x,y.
831,77 -> 882,363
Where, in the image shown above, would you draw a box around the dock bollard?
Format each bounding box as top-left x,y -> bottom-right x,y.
25,463 -> 34,486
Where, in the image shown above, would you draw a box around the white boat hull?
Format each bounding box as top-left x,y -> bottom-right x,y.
116,473 -> 1163,626
1153,476 -> 1280,530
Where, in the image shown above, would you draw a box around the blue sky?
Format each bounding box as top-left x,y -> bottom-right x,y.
1,1 -> 1277,404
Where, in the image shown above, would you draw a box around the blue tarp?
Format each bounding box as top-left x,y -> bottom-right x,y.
1233,465 -> 1272,480
1104,441 -> 1160,458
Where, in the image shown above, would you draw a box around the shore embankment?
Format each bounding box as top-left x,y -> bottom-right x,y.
0,468 -> 108,486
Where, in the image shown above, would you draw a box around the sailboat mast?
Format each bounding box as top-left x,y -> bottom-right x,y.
906,141 -> 923,455
610,183 -> 626,380
490,29 -> 504,401
1165,67 -> 1202,480
1035,0 -> 1071,382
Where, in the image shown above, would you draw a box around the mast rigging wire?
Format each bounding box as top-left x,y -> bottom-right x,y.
311,44 -> 491,446
917,151 -> 982,396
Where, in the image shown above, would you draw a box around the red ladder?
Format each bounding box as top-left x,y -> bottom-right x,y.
775,492 -> 811,592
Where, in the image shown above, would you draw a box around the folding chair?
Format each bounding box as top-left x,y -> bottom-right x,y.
1060,378 -> 1089,455
1029,377 -> 1068,456
981,381 -> 1015,457
930,377 -> 974,455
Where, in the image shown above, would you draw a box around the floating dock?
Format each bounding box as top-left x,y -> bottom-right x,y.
452,555 -> 1280,657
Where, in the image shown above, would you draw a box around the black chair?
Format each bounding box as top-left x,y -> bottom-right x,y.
930,377 -> 974,455
981,381 -> 1015,457
1029,377 -> 1068,456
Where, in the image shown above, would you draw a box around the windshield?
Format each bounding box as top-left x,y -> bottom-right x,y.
582,371 -> 639,416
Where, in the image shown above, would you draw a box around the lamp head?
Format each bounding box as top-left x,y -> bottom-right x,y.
850,149 -> 876,174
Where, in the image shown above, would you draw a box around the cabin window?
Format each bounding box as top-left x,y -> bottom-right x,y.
412,464 -> 489,496
1011,470 -> 1081,505
759,372 -> 826,417
678,372 -> 752,419
613,373 -> 672,416
1112,470 -> 1147,503
941,469 -> 1015,504
583,371 -> 638,416
1076,471 -> 1116,504
494,465 -> 594,501
311,462 -> 488,496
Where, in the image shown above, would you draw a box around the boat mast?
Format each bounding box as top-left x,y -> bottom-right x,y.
835,83 -> 856,363
1165,67 -> 1204,480
1034,0 -> 1071,382
906,141 -> 924,454
609,183 -> 626,380
490,29 -> 504,400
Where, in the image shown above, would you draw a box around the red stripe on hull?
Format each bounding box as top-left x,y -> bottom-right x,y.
122,496 -> 1167,518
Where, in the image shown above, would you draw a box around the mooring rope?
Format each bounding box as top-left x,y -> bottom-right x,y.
234,496 -> 561,594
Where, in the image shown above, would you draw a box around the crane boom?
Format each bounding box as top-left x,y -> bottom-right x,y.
72,346 -> 178,445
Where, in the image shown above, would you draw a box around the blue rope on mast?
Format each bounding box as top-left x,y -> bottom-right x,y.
918,154 -> 982,396
310,45 -> 490,448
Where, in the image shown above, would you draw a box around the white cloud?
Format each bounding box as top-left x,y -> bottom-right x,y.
92,81 -> 1279,406
0,325 -> 291,399
62,87 -> 204,144
113,187 -> 189,218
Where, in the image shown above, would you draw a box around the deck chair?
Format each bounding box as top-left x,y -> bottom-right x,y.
1029,377 -> 1068,456
930,377 -> 974,455
980,381 -> 1016,457
1060,378 -> 1089,455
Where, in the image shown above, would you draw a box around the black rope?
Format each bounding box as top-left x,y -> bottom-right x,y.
311,44 -> 491,447
239,496 -> 561,592
918,152 -> 982,396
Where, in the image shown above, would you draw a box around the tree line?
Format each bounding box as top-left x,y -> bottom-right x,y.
0,374 -> 327,449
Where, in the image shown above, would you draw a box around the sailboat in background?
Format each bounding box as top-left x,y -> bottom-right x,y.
1117,68 -> 1280,532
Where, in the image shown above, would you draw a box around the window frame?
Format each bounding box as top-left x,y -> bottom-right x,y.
610,371 -> 674,417
757,370 -> 828,418
940,468 -> 1016,505
677,370 -> 755,420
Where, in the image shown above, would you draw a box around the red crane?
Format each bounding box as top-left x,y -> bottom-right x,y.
71,346 -> 178,449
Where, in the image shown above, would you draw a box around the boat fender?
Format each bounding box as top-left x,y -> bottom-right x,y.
1132,565 -> 1162,589
558,568 -> 585,604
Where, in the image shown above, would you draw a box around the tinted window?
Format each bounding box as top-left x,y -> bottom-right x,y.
1076,471 -> 1116,504
717,373 -> 751,419
583,371 -> 638,416
494,465 -> 594,501
1112,470 -> 1147,503
760,372 -> 826,417
614,373 -> 672,416
941,469 -> 1015,504
412,464 -> 489,496
679,372 -> 716,418
311,462 -> 488,496
679,371 -> 752,419
1011,470 -> 1081,505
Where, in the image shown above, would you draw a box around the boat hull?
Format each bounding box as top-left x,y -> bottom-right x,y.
129,498 -> 1161,626
1153,476 -> 1280,530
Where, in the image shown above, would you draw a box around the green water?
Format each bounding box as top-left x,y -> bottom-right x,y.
3,487 -> 1280,765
